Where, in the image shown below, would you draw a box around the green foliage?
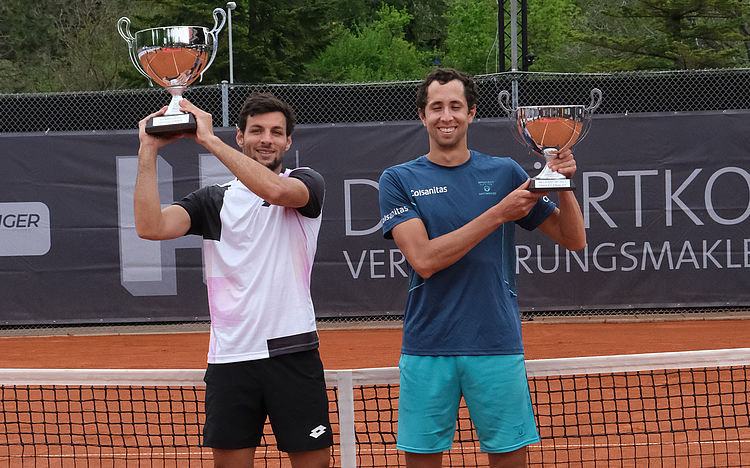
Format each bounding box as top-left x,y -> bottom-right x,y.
0,0 -> 153,92
526,0 -> 581,71
574,0 -> 750,70
238,0 -> 339,82
307,4 -> 432,82
4,0 -> 750,93
441,0 -> 498,75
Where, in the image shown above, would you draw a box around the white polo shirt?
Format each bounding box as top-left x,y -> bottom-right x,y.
176,167 -> 325,364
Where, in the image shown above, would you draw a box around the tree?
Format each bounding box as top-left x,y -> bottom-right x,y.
56,0 -> 151,91
307,4 -> 432,82
441,0 -> 498,75
526,0 -> 582,72
0,0 -> 154,92
574,0 -> 750,70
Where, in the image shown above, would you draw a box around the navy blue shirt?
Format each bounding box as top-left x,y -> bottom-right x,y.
379,151 -> 555,356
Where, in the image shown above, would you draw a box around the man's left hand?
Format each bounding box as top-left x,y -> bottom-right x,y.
179,99 -> 216,147
547,148 -> 577,179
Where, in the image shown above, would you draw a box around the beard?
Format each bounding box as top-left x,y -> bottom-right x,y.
245,147 -> 284,173
263,155 -> 283,172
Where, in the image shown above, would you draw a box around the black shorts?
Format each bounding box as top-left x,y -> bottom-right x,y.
202,349 -> 333,452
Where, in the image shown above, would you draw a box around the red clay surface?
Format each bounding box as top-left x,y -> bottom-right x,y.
0,319 -> 748,369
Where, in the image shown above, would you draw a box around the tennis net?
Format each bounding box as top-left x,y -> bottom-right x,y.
1,348 -> 748,467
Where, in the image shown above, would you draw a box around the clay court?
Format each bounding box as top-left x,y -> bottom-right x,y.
1,315 -> 749,467
1,316 -> 748,369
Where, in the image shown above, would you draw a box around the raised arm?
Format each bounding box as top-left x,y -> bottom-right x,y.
133,107 -> 192,240
391,179 -> 545,278
180,99 -> 310,208
536,148 -> 586,251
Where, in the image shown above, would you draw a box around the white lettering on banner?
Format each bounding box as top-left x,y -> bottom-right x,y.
516,238 -> 750,274
705,167 -> 750,225
583,171 -> 617,228
344,179 -> 381,236
0,202 -> 51,256
117,154 -> 226,296
665,169 -> 703,226
617,170 -> 658,228
345,167 -> 750,236
342,249 -> 408,279
583,167 -> 750,229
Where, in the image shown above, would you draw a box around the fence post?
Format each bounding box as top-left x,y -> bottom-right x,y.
221,81 -> 230,127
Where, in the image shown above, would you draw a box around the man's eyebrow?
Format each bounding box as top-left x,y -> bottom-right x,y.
248,124 -> 285,130
428,99 -> 464,106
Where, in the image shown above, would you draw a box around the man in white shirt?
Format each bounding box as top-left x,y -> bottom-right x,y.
133,93 -> 331,468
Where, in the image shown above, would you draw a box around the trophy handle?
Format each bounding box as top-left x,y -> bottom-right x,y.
211,7 -> 228,36
117,17 -> 153,86
586,88 -> 602,113
578,88 -> 602,143
199,8 -> 228,83
498,90 -> 514,115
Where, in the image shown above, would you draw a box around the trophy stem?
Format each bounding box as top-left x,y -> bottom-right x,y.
146,87 -> 195,136
165,87 -> 186,116
529,148 -> 575,192
539,148 -> 566,179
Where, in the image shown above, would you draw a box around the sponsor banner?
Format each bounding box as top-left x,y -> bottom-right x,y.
0,111 -> 749,324
0,202 -> 50,256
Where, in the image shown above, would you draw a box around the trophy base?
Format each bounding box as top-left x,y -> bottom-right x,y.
529,177 -> 576,192
145,113 -> 196,136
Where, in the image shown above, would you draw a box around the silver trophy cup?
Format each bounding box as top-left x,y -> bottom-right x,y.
118,9 -> 226,135
499,89 -> 602,192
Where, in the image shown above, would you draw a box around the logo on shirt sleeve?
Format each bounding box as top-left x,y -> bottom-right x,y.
382,205 -> 409,223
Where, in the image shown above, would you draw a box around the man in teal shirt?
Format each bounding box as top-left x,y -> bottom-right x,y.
379,68 -> 586,467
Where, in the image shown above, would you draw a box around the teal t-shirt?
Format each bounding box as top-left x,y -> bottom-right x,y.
379,151 -> 555,355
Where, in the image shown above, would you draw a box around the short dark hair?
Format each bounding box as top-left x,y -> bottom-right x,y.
416,68 -> 477,114
237,93 -> 296,136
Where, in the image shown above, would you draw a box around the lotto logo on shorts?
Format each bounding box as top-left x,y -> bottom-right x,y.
309,425 -> 327,439
0,202 -> 51,257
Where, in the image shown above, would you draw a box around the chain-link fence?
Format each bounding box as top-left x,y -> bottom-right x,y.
3,68 -> 750,133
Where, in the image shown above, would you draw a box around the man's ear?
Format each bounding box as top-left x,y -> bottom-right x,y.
236,127 -> 244,147
467,104 -> 477,122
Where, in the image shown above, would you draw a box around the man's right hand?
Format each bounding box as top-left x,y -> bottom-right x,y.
496,179 -> 548,223
138,106 -> 183,152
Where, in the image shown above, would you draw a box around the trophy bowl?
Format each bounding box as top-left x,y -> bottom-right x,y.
499,89 -> 602,192
118,9 -> 226,135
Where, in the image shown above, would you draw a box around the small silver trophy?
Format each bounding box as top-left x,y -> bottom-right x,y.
117,9 -> 226,135
499,88 -> 601,192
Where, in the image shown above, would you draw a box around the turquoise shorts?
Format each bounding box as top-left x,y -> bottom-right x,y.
397,354 -> 540,454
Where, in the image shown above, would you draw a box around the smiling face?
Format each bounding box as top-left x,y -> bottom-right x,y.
235,111 -> 292,174
419,79 -> 476,151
